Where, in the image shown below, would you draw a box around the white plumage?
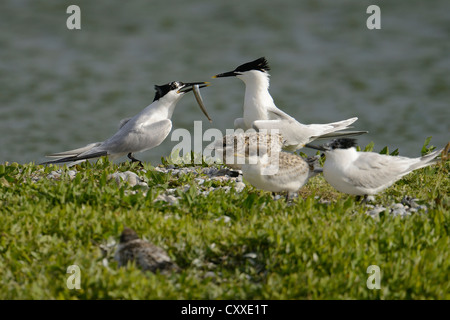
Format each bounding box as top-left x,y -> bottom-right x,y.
307,138 -> 445,196
213,57 -> 366,151
42,81 -> 209,165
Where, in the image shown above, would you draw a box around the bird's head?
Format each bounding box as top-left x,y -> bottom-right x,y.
212,57 -> 270,83
153,81 -> 208,102
153,81 -> 211,121
120,227 -> 140,243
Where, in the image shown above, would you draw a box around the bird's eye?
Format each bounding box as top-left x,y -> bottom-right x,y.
170,82 -> 180,90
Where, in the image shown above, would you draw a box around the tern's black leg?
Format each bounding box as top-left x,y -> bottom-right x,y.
356,194 -> 370,204
127,153 -> 143,167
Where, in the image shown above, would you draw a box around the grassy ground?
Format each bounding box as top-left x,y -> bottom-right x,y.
0,142 -> 448,299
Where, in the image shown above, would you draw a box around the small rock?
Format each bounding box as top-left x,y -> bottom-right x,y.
153,194 -> 179,205
195,178 -> 205,185
214,215 -> 231,223
67,170 -> 77,180
366,206 -> 386,218
402,196 -> 419,208
204,271 -> 216,278
391,208 -> 408,217
243,253 -> 257,259
392,203 -> 405,210
191,258 -> 203,267
313,253 -> 319,262
108,171 -> 148,187
417,205 -> 428,213
234,182 -> 246,193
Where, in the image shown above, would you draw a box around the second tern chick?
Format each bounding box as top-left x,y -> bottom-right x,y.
236,141 -> 322,198
114,227 -> 180,274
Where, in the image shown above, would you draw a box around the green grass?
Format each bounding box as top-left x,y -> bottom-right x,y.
0,142 -> 449,300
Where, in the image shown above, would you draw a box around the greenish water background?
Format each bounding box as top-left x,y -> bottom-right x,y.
1,0 -> 448,165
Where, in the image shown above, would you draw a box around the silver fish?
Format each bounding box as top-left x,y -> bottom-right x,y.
193,84 -> 212,123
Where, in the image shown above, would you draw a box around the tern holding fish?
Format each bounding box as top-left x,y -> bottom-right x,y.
42,81 -> 211,165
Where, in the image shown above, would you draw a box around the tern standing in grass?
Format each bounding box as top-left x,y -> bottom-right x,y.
306,138 -> 446,198
42,81 -> 210,166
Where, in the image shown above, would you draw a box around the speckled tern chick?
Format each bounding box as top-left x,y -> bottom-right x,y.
114,227 -> 180,274
229,133 -> 322,198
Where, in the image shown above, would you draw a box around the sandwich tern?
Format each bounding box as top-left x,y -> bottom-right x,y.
213,57 -> 367,151
114,227 -> 180,274
41,81 -> 210,165
305,138 -> 446,197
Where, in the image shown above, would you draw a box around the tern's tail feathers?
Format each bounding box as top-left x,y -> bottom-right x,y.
40,150 -> 108,165
41,142 -> 107,165
326,117 -> 359,129
45,142 -> 103,158
409,147 -> 446,171
311,117 -> 360,136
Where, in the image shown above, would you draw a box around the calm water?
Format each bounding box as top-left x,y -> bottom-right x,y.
1,0 -> 449,165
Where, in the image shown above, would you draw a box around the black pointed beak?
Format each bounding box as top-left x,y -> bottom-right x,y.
212,71 -> 239,78
304,143 -> 328,152
178,82 -> 210,93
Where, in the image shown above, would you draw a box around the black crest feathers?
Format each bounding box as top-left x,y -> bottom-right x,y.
235,57 -> 270,73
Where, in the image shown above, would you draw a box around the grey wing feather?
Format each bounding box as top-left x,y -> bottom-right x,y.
104,119 -> 172,154
118,117 -> 132,129
345,153 -> 415,188
313,130 -> 368,140
252,119 -> 316,148
266,105 -> 296,121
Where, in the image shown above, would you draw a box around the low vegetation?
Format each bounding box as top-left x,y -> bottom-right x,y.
0,139 -> 448,299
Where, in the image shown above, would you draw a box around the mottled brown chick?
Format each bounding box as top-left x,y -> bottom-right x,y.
114,227 -> 180,274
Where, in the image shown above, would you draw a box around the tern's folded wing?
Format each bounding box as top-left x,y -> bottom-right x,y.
105,119 -> 173,154
347,153 -> 414,188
